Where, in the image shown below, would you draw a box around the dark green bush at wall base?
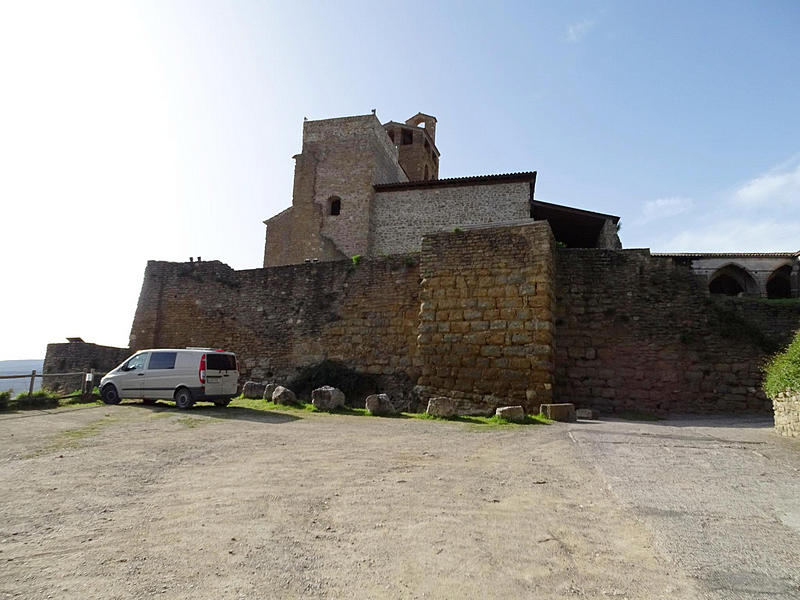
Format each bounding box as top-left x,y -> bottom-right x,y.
763,331 -> 800,399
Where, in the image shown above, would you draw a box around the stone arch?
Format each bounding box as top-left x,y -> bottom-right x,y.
328,196 -> 341,216
766,264 -> 792,299
708,263 -> 758,296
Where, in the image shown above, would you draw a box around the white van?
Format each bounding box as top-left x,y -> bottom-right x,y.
99,348 -> 240,409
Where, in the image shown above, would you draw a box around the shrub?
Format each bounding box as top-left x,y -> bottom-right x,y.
13,389 -> 60,410
0,390 -> 10,410
763,331 -> 800,399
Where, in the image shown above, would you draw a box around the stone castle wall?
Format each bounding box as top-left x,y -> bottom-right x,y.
129,224 -> 799,415
416,222 -> 555,415
555,249 -> 800,414
43,341 -> 130,392
129,256 -> 421,404
371,180 -> 530,256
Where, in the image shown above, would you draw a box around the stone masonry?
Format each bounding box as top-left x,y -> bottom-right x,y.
413,221 -> 555,414
772,391 -> 800,437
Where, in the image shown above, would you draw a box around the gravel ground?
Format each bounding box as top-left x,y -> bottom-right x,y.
568,416 -> 800,600
0,403 -> 796,599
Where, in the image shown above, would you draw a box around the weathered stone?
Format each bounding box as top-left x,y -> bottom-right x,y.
272,386 -> 297,405
262,383 -> 278,401
311,386 -> 345,411
773,391 -> 800,438
242,381 -> 266,399
365,393 -> 396,416
495,405 -> 525,422
426,396 -> 458,418
576,408 -> 596,420
539,403 -> 577,422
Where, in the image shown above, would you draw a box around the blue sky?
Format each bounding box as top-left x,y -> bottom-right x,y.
0,0 -> 798,359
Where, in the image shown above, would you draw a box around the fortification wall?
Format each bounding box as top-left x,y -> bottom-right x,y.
416,222 -> 556,414
129,256 -> 421,406
554,249 -> 800,414
370,181 -> 530,256
43,341 -> 130,392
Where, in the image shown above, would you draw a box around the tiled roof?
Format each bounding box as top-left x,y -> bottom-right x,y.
374,171 -> 536,191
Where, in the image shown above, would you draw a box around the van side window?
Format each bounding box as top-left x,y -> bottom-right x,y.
148,352 -> 177,370
124,354 -> 147,371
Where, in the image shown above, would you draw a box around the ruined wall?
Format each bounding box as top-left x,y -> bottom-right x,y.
43,341 -> 130,391
773,391 -> 800,437
416,222 -> 556,414
371,180 -> 531,256
129,257 -> 421,406
554,249 -> 800,414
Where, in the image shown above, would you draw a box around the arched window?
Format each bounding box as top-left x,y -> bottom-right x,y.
767,265 -> 792,299
329,196 -> 341,216
708,264 -> 758,296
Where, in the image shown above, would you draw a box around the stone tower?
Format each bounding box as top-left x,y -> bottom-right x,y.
263,113 -> 408,267
382,113 -> 440,181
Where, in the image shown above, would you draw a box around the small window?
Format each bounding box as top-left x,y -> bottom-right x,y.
329,196 -> 341,216
148,352 -> 177,370
401,129 -> 413,145
387,130 -> 395,142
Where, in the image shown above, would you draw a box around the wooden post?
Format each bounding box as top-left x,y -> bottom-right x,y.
81,370 -> 87,399
29,370 -> 36,396
89,369 -> 96,399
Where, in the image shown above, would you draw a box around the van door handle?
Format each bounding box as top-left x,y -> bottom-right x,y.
137,373 -> 144,376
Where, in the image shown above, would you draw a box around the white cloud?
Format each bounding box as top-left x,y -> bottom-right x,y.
735,161 -> 800,206
565,19 -> 595,43
638,196 -> 694,224
653,217 -> 800,253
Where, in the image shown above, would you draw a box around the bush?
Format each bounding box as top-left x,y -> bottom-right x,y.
0,390 -> 10,410
763,331 -> 800,399
12,390 -> 59,410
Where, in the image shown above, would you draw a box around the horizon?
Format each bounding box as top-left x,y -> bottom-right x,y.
1,0 -> 798,360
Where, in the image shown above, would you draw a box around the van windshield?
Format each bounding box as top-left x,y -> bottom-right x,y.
207,353 -> 236,371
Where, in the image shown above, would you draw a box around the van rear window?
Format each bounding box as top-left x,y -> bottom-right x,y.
149,352 -> 177,370
207,353 -> 236,371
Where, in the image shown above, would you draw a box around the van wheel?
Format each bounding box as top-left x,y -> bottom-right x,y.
174,388 -> 194,410
101,385 -> 121,405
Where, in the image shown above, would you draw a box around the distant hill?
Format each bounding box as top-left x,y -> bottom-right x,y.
0,359 -> 44,395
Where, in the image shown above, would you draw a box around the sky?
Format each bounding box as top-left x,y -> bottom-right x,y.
0,0 -> 798,360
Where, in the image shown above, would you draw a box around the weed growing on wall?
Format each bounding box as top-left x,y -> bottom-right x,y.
763,331 -> 800,399
351,254 -> 362,266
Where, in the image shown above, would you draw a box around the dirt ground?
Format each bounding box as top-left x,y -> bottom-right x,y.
1,401 -> 708,599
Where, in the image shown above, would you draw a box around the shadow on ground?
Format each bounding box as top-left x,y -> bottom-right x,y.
122,400 -> 301,425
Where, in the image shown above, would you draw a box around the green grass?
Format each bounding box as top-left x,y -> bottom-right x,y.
25,413 -> 117,458
229,395 -> 550,427
763,330 -> 800,399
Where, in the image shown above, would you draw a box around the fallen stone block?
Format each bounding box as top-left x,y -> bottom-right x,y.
539,403 -> 576,422
272,386 -> 298,405
426,396 -> 458,418
242,381 -> 266,399
365,393 -> 396,416
311,386 -> 345,411
575,408 -> 596,420
262,383 -> 278,401
495,405 -> 525,422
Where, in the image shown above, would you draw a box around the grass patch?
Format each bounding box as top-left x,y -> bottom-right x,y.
175,416 -> 207,428
763,330 -> 800,399
26,413 -> 117,457
228,395 -> 550,427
